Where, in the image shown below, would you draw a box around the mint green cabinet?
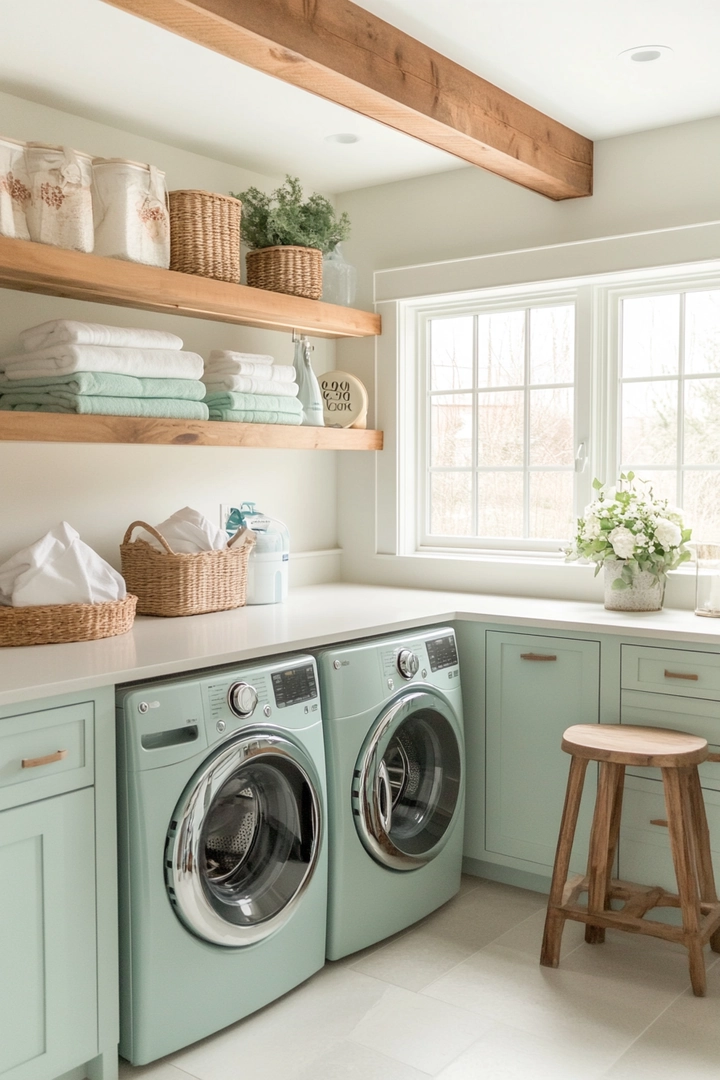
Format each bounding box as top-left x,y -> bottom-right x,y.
484,631 -> 601,875
0,691 -> 118,1080
0,789 -> 97,1080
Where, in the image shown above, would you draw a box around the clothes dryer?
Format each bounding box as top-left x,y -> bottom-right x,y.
116,655 -> 327,1064
316,627 -> 464,960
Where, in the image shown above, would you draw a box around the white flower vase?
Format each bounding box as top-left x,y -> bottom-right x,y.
603,559 -> 665,612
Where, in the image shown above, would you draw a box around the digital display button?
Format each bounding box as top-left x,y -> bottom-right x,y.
426,634 -> 458,672
271,664 -> 318,708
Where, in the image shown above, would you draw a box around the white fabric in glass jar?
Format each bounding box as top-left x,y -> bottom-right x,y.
24,143 -> 94,252
0,135 -> 31,240
92,158 -> 170,267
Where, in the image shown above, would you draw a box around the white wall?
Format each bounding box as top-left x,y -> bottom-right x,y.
0,91 -> 340,584
335,114 -> 720,607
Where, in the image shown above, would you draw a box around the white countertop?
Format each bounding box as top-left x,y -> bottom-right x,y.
2,583 -> 720,708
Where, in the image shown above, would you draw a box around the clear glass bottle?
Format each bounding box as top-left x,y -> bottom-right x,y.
695,543 -> 720,617
322,244 -> 357,306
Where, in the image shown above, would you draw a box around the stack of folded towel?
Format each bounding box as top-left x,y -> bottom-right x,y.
202,350 -> 303,425
0,319 -> 208,419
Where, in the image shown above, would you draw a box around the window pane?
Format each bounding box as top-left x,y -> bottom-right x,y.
684,380 -> 720,465
431,394 -> 472,467
529,387 -> 573,466
686,291 -> 720,374
617,469 -> 677,507
477,472 -> 523,538
530,305 -> 574,385
477,310 -> 525,387
529,472 -> 574,540
683,472 -> 720,541
477,390 -> 523,466
430,317 -> 474,391
621,295 -> 679,378
429,472 -> 472,535
621,380 -> 677,465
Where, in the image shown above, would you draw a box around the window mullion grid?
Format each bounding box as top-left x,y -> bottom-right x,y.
523,307 -> 531,539
472,314 -> 479,536
678,292 -> 686,509
423,317 -> 432,542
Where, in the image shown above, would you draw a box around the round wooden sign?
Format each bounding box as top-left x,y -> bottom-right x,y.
319,370 -> 368,429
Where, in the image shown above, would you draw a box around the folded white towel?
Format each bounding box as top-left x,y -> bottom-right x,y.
203,375 -> 299,396
0,521 -> 126,607
19,319 -> 183,352
203,360 -> 296,381
134,507 -> 228,554
208,350 -> 274,365
1,344 -> 204,381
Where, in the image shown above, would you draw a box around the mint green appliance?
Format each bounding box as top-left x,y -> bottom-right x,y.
116,656 -> 327,1064
316,627 -> 465,960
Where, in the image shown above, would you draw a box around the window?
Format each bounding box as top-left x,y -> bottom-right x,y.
618,288 -> 720,541
397,266 -> 720,559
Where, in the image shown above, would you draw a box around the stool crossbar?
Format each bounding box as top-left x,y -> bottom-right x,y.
540,724 -> 720,996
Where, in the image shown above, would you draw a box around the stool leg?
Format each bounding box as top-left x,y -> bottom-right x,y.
686,766 -> 720,953
663,767 -> 706,997
585,761 -> 623,945
541,755 -> 588,968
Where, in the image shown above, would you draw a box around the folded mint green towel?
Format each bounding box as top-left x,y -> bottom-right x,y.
208,408 -> 302,425
0,396 -> 209,419
0,371 -> 205,400
204,391 -> 303,416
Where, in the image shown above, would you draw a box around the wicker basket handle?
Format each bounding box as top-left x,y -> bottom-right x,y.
228,527 -> 256,550
123,521 -> 177,555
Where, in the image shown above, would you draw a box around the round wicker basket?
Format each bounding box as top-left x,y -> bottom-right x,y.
120,522 -> 254,618
246,245 -> 323,300
168,190 -> 241,283
0,595 -> 137,648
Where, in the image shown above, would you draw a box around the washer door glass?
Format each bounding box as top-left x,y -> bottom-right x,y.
166,732 -> 322,947
353,689 -> 462,871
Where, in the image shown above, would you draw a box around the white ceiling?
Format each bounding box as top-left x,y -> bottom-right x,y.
1,0 -> 719,194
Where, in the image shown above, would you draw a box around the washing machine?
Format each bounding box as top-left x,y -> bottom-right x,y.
316,627 -> 464,960
116,655 -> 327,1065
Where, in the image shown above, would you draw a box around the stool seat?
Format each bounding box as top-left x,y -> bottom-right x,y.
541,722 -> 720,997
562,723 -> 708,768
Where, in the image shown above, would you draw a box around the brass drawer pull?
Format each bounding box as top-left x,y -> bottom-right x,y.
520,653 -> 557,662
21,748 -> 68,770
664,669 -> 699,681
707,752 -> 720,763
650,818 -> 669,828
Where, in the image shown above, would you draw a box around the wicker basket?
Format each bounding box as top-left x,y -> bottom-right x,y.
120,522 -> 254,617
168,190 -> 241,283
0,595 -> 137,648
246,245 -> 323,300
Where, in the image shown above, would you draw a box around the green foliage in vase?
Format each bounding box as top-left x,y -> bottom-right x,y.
232,175 -> 351,254
565,472 -> 692,587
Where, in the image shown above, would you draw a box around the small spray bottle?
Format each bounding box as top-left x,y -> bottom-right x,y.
292,332 -> 325,427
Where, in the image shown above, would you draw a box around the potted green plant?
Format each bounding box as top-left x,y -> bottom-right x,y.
565,472 -> 692,611
232,175 -> 350,300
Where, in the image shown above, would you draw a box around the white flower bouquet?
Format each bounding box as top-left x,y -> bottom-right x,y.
566,472 -> 692,592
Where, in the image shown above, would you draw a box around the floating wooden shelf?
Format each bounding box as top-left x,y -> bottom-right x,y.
0,237 -> 381,339
0,411 -> 383,450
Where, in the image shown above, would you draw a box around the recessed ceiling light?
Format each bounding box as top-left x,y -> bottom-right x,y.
618,44 -> 673,63
325,133 -> 360,144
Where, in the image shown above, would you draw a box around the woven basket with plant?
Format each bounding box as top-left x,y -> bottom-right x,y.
232,175 -> 350,300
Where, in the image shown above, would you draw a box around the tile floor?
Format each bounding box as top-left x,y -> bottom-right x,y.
119,876 -> 720,1080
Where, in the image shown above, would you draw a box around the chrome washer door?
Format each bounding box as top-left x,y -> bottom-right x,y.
353,689 -> 462,871
166,731 -> 322,947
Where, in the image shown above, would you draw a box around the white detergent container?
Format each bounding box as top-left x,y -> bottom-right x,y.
226,503 -> 289,605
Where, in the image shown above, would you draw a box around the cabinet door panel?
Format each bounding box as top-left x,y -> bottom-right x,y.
486,632 -> 600,870
0,788 -> 97,1080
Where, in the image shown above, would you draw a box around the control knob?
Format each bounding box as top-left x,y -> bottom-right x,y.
397,649 -> 419,680
228,682 -> 258,718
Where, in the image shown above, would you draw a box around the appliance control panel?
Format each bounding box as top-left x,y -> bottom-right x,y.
426,633 -> 459,672
272,662 -> 318,709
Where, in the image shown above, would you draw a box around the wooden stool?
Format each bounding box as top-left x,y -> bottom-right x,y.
540,724 -> 720,996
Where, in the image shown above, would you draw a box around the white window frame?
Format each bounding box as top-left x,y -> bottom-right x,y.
379,257 -> 720,564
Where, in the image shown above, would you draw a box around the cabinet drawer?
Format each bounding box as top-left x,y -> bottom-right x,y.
0,702 -> 93,811
622,644 -> 720,701
621,690 -> 720,791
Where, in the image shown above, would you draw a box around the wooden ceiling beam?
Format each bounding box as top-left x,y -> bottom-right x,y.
102,0 -> 593,200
